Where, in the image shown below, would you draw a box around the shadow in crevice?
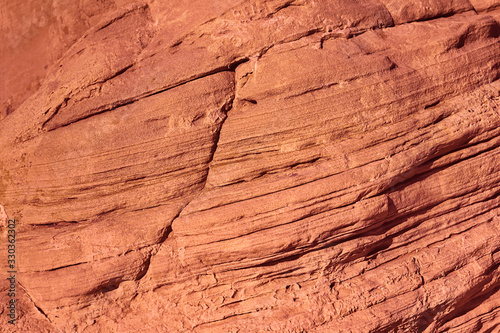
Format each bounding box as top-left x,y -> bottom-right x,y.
435,261 -> 500,328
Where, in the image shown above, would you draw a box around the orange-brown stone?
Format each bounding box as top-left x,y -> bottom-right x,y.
1,1 -> 500,332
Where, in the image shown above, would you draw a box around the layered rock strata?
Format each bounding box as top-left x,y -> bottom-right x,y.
1,0 -> 500,332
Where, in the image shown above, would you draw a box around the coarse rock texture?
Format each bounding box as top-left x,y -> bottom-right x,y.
1,0 -> 500,332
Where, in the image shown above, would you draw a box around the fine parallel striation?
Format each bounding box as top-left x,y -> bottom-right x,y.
1,0 -> 500,332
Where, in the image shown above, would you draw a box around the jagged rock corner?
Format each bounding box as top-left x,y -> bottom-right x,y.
1,0 -> 500,332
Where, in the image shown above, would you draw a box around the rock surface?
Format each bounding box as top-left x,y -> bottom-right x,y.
1,0 -> 500,332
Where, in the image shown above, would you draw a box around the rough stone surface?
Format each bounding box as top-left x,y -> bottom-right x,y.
1,0 -> 500,332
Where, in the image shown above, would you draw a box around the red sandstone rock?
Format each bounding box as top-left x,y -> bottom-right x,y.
1,0 -> 500,332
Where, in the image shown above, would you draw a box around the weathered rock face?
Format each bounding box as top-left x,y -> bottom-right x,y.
1,0 -> 500,332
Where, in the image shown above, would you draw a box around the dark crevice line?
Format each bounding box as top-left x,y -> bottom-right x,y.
28,130 -> 217,167
221,50 -> 500,148
366,192 -> 500,270
183,126 -> 500,216
448,307 -> 500,332
44,60 -> 245,132
18,282 -> 62,332
332,189 -> 500,289
41,3 -> 154,132
38,261 -> 90,273
130,203 -> 167,213
34,245 -> 155,276
432,263 -> 500,330
176,159 -> 359,215
203,202 -> 389,273
182,181 -> 370,246
424,100 -> 441,109
16,10 -> 500,327
28,220 -> 81,227
41,98 -> 68,129
93,63 -> 134,86
192,310 -> 256,329
208,147 -> 500,273
214,146 -> 282,163
215,154 -> 322,187
28,152 -> 208,187
43,7 -> 498,133
363,257 -> 498,333
43,96 -> 137,131
383,136 -> 500,196
392,8 -> 477,26
209,185 -> 493,271
135,70 -> 238,283
95,3 -> 150,33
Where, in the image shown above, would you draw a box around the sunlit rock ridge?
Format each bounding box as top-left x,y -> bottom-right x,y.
1,0 -> 500,332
